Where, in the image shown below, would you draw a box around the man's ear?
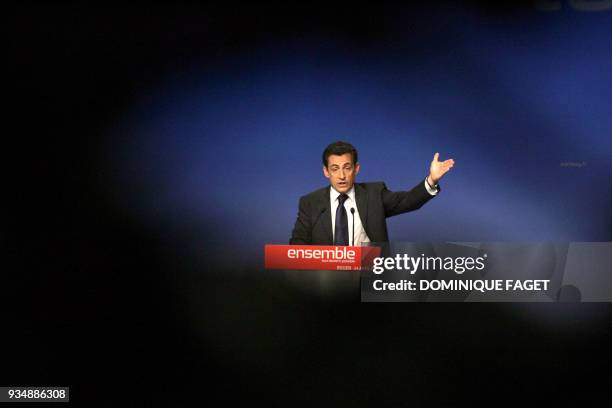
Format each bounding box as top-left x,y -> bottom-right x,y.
323,165 -> 330,179
355,162 -> 360,175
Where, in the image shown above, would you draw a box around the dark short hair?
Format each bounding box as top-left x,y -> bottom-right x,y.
322,141 -> 358,167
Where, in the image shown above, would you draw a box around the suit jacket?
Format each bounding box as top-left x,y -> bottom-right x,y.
290,180 -> 438,245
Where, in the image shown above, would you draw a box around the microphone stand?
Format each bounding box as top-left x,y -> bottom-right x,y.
350,208 -> 355,246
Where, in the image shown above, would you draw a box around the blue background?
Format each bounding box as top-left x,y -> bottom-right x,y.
108,6 -> 612,264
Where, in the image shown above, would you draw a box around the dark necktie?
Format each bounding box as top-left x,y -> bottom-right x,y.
334,193 -> 349,246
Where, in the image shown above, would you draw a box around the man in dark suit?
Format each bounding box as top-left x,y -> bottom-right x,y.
290,141 -> 454,245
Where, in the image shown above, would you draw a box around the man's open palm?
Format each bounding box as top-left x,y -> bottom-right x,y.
429,152 -> 455,185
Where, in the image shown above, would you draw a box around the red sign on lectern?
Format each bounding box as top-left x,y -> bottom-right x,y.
264,245 -> 381,271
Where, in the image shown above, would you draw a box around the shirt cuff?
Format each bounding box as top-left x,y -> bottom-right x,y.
424,178 -> 438,196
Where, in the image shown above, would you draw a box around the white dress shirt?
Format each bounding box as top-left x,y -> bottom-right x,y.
330,179 -> 438,246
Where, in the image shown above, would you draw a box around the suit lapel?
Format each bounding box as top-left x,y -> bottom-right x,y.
317,186 -> 333,244
355,183 -> 368,236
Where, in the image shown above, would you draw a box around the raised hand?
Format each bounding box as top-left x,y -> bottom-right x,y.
428,152 -> 454,186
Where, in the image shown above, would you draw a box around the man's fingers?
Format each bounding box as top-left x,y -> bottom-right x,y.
433,153 -> 456,164
433,153 -> 455,175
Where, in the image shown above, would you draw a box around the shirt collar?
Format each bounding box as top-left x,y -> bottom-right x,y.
330,185 -> 355,204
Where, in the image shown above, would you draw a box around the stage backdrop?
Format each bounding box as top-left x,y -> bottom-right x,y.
106,5 -> 612,267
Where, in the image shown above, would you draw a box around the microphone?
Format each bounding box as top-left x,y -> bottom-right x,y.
350,208 -> 355,246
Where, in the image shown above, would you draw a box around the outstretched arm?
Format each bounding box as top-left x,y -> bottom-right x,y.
382,152 -> 455,217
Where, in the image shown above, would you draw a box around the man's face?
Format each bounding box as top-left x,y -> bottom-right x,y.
323,153 -> 360,193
